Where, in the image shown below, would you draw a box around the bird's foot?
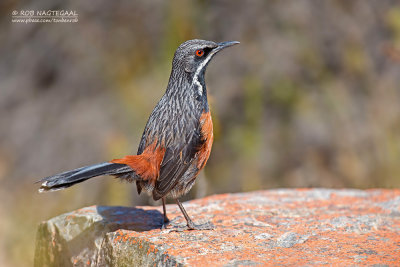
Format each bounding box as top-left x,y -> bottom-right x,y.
187,221 -> 215,231
161,217 -> 179,230
163,220 -> 215,232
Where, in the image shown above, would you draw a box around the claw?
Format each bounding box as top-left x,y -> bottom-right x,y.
161,216 -> 181,230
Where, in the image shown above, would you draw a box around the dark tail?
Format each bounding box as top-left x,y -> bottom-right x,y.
37,162 -> 133,192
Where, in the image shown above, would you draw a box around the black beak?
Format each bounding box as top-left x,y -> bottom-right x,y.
214,41 -> 240,52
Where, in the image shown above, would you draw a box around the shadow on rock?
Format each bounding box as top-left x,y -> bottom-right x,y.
96,206 -> 164,232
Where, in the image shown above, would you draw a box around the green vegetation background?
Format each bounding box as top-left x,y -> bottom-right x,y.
1,1 -> 400,266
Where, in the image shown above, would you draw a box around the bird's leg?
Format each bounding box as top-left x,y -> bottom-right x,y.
175,199 -> 214,231
162,197 -> 169,223
161,197 -> 170,229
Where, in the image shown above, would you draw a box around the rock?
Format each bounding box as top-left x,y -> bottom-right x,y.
34,189 -> 400,266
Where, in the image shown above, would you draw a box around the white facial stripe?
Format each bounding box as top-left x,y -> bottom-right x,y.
192,51 -> 216,96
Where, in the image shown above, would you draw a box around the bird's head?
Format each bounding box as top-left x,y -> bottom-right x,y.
170,39 -> 239,96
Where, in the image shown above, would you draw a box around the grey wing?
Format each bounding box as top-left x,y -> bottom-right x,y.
152,130 -> 202,200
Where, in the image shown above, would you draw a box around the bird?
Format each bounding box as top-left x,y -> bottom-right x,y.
37,39 -> 239,231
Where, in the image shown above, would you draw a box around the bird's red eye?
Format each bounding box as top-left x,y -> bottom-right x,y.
195,49 -> 204,57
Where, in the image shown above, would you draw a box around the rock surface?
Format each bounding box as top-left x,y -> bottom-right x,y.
34,189 -> 400,266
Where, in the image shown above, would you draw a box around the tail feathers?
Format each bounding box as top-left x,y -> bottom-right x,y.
37,162 -> 132,192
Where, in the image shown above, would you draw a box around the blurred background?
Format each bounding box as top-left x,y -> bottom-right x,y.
1,0 -> 400,266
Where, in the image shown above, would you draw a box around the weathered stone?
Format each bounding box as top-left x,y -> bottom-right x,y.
34,189 -> 400,266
